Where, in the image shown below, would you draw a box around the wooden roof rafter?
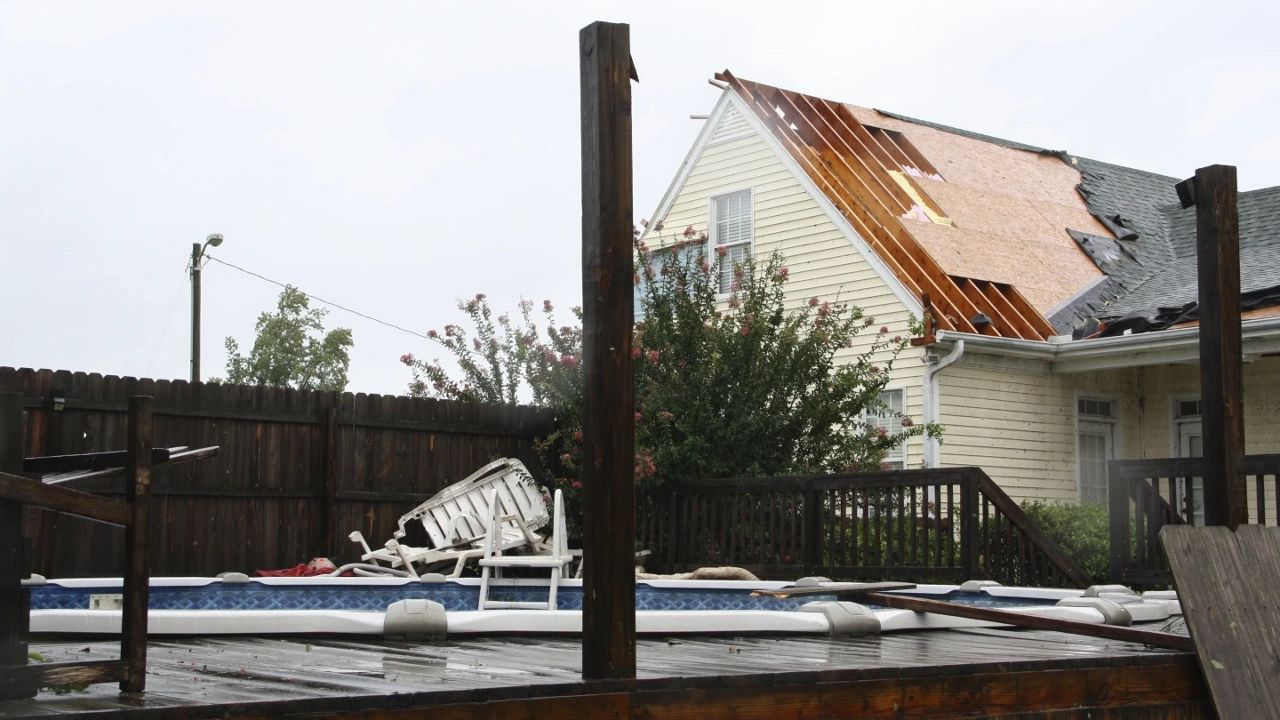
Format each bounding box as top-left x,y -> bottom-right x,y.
714,70 -> 1055,341
733,80 -> 980,335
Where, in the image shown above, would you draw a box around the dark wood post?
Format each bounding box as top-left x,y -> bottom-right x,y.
321,404 -> 339,556
801,482 -> 821,575
1178,165 -> 1246,528
120,395 -> 153,693
579,20 -> 637,680
959,470 -> 979,579
1107,460 -> 1130,583
0,392 -> 29,699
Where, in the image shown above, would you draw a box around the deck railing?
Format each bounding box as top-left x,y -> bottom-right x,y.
638,466 -> 1091,587
0,393 -> 154,698
1108,454 -> 1280,586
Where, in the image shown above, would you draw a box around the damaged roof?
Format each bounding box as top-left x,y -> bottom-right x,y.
717,71 -> 1280,341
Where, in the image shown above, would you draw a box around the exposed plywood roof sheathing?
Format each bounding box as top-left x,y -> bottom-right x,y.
716,70 -> 1055,341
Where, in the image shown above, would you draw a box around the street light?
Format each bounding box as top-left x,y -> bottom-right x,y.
190,234 -> 223,383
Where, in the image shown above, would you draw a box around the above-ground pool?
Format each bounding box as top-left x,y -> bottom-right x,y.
27,576 -> 1181,638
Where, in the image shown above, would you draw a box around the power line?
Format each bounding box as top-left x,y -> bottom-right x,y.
203,254 -> 434,341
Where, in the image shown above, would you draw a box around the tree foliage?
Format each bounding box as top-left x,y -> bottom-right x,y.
223,286 -> 353,391
402,228 -> 940,518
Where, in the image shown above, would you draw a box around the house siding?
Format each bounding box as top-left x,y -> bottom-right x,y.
648,110 -> 925,468
937,354 -> 1280,508
936,355 -> 1139,505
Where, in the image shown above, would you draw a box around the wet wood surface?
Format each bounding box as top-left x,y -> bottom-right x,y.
1162,524 -> 1280,719
3,626 -> 1205,718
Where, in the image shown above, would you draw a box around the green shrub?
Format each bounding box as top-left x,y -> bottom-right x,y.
1020,501 -> 1111,584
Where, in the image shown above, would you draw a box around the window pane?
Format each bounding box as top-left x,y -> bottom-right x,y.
717,242 -> 751,293
1078,432 -> 1109,504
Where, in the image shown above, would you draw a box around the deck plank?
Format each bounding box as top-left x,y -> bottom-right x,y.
6,626 -> 1198,717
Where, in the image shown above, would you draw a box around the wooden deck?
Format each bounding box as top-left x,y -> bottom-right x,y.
3,626 -> 1209,718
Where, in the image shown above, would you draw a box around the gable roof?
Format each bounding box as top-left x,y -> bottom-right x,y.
716,71 -> 1280,342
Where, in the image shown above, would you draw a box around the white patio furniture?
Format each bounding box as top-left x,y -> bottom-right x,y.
476,487 -> 574,610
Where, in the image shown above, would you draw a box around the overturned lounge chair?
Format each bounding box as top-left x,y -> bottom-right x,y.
348,458 -> 550,578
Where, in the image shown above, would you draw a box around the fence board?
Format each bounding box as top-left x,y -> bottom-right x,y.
2,367 -> 552,577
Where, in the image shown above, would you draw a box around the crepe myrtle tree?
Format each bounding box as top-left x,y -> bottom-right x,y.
402,223 -> 940,525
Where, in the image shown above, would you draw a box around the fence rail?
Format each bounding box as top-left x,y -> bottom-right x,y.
1108,454 -> 1280,586
639,466 -> 1091,588
1,367 -> 553,577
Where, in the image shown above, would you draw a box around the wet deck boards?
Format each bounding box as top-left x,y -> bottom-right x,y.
1162,524 -> 1280,720
1,626 -> 1207,718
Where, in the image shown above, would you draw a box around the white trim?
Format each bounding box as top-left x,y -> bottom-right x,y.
922,340 -> 965,468
1169,393 -> 1201,457
864,386 -> 907,469
1074,391 -> 1119,505
708,186 -> 755,296
650,90 -> 924,317
640,91 -> 736,240
933,316 -> 1280,373
724,91 -> 924,316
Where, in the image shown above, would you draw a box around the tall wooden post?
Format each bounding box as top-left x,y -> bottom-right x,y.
579,20 -> 636,680
0,392 -> 28,698
120,395 -> 153,692
1178,165 -> 1246,528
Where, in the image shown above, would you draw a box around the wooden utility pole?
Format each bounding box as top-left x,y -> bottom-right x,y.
578,20 -> 637,680
1177,164 -> 1246,528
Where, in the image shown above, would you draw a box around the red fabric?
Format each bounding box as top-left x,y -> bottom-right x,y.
253,563 -> 331,577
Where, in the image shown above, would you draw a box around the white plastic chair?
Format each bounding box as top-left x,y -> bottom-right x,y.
348,458 -> 548,578
476,487 -> 573,610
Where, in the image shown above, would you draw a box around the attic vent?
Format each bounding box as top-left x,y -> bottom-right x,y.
1176,400 -> 1201,418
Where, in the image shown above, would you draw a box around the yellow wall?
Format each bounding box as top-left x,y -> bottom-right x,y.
645,98 -> 926,466
937,354 -> 1280,507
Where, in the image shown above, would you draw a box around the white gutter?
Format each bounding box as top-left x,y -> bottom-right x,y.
932,316 -> 1280,374
922,340 -> 964,467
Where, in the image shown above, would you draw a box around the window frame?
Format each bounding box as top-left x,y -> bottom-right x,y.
864,387 -> 907,470
1075,393 -> 1119,505
707,187 -> 755,296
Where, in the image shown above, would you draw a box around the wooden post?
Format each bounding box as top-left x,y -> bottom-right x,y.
120,396 -> 152,693
1179,165 -> 1246,528
1107,460 -> 1130,583
321,404 -> 339,556
801,483 -> 821,575
0,392 -> 30,699
959,470 -> 979,579
579,20 -> 636,680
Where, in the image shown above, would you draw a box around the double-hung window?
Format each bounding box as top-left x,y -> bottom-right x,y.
865,388 -> 906,470
710,189 -> 753,294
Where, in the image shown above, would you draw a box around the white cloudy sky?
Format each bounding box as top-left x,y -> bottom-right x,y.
2,0 -> 1277,395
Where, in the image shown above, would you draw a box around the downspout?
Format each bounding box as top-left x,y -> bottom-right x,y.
922,340 -> 965,467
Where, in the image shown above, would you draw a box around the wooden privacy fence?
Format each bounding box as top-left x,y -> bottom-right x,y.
638,466 -> 1091,588
1108,454 -> 1280,586
1,367 -> 553,577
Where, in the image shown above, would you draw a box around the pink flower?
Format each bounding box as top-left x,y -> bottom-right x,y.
728,297 -> 740,309
683,225 -> 696,238
654,221 -> 664,231
631,346 -> 642,359
560,453 -> 573,464
543,299 -> 554,312
560,354 -> 579,368
715,246 -> 727,257
808,297 -> 819,307
427,329 -> 439,339
819,302 -> 832,318
740,323 -> 751,336
647,349 -> 660,364
880,326 -> 889,334
699,260 -> 711,273
400,353 -> 415,365
573,430 -> 583,441
657,410 -> 674,422
864,317 -> 875,327
901,418 -> 914,427
893,335 -> 902,343
634,411 -> 642,422
543,349 -> 557,363
475,293 -> 486,302
473,338 -> 482,351
571,480 -> 583,489
774,266 -> 789,280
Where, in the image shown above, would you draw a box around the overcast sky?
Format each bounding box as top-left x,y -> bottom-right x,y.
3,0 -> 1277,396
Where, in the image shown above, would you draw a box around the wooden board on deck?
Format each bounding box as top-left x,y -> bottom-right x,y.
1161,524 -> 1280,720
